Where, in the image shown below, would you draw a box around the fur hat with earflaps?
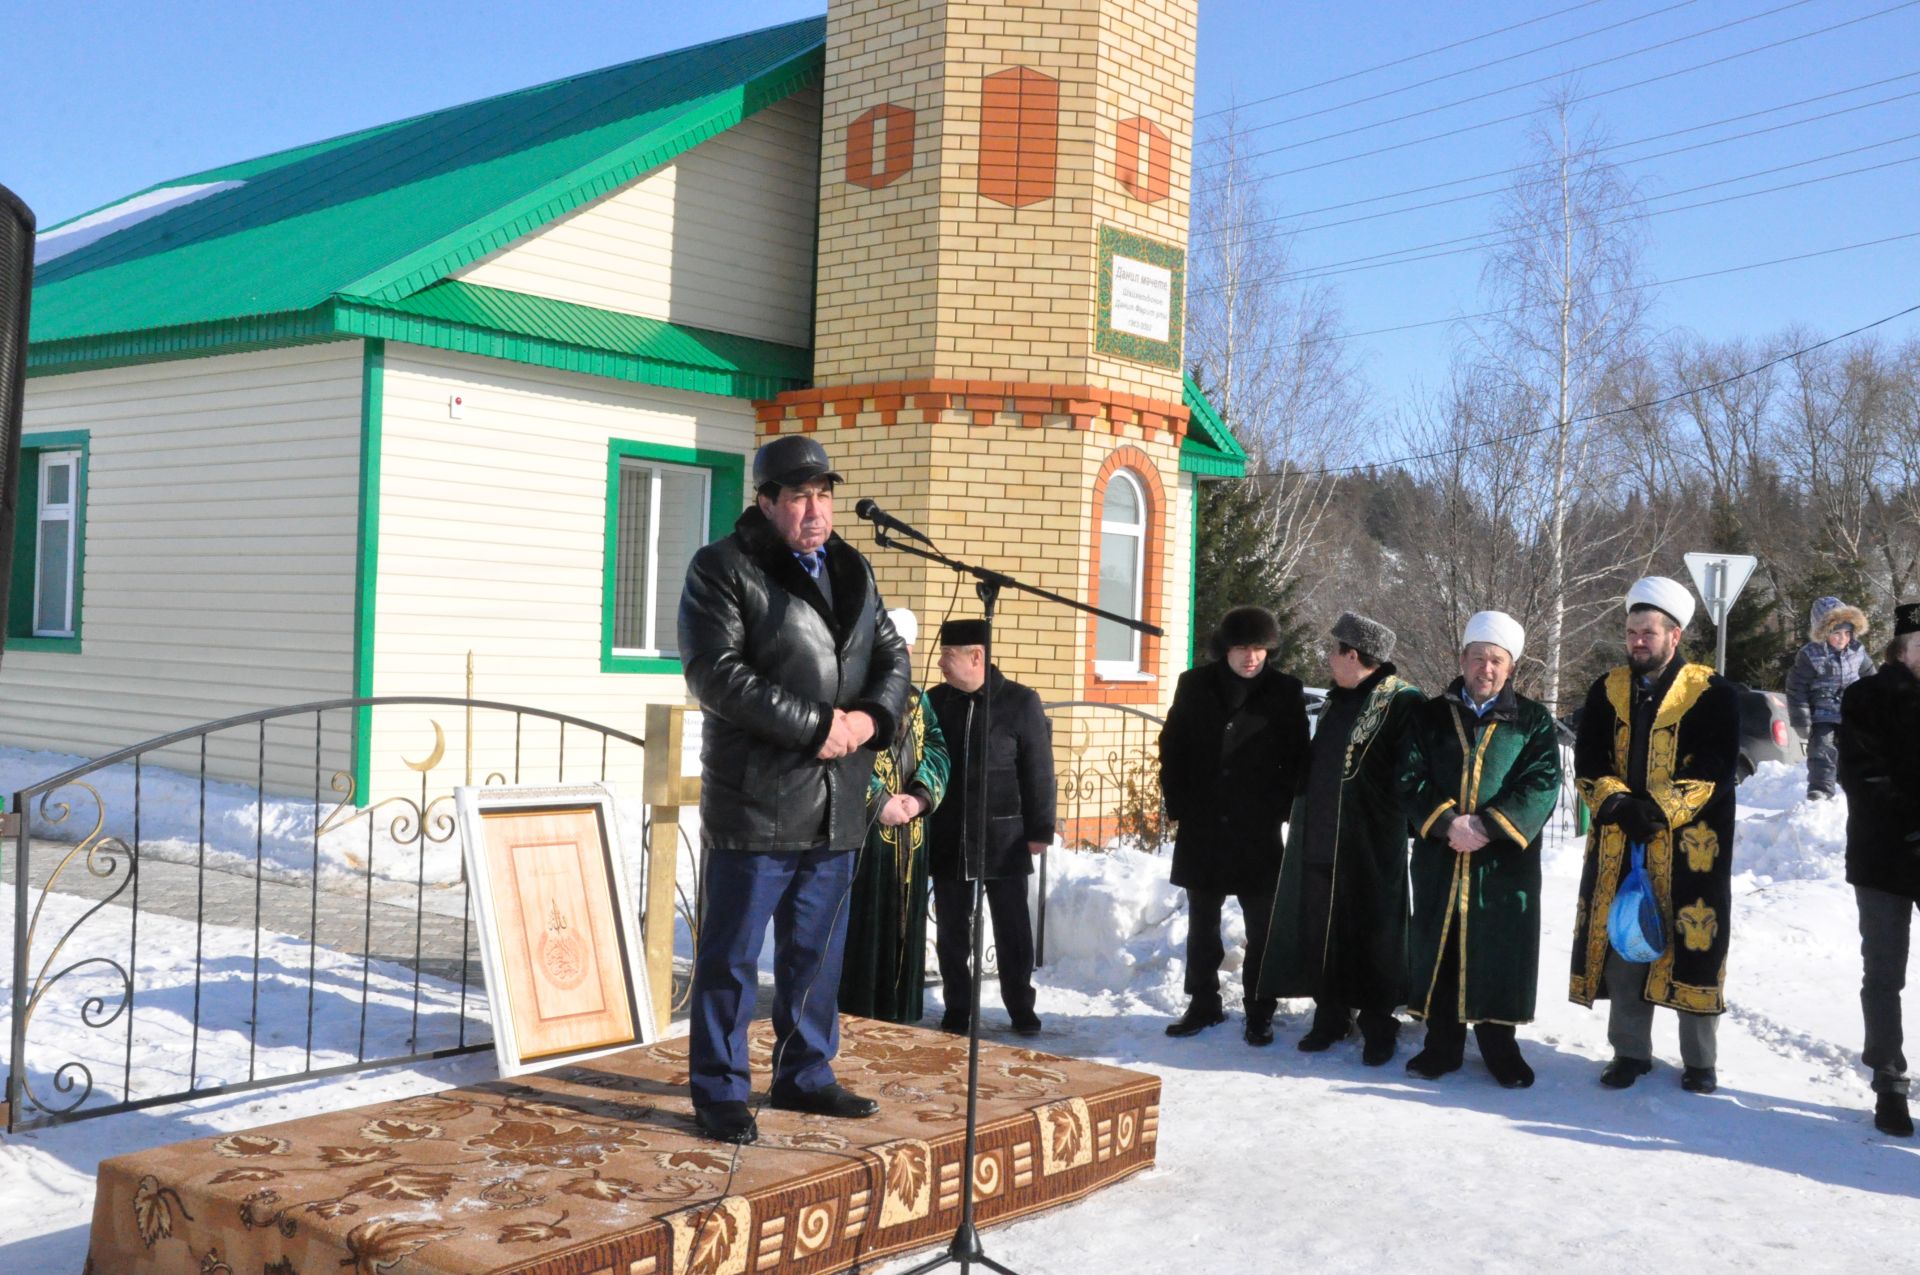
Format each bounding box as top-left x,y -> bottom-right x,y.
1808,596 -> 1869,643
1210,606 -> 1282,659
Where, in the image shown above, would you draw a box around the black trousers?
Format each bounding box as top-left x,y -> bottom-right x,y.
1859,883 -> 1918,1095
1417,926 -> 1516,1061
1185,887 -> 1276,1011
933,874 -> 1036,1018
1303,861 -> 1397,1041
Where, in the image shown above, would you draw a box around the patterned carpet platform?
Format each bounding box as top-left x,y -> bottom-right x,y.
86,1016 -> 1161,1274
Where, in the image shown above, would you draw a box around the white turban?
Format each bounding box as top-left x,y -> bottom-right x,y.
1626,576 -> 1695,629
886,607 -> 919,647
1463,610 -> 1525,661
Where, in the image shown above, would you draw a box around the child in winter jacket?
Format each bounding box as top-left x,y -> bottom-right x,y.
1787,596 -> 1874,800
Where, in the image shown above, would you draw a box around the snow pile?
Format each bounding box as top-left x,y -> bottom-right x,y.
1733,761 -> 1851,884
1039,845 -> 1187,1012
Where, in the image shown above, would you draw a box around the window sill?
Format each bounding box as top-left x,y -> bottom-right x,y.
602,653 -> 684,675
1092,669 -> 1153,683
8,636 -> 82,653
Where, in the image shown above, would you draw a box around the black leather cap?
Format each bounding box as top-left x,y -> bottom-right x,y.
753,435 -> 843,490
1897,601 -> 1920,637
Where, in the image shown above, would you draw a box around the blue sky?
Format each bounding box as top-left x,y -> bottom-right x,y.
4,0 -> 1916,406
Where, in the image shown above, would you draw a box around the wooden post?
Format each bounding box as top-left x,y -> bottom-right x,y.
642,703 -> 701,1037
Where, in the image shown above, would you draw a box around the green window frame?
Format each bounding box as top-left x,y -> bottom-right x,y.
8,429 -> 90,653
601,438 -> 744,674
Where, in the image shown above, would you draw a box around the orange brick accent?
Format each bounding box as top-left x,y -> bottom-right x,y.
1083,446 -> 1166,704
1116,116 -> 1172,204
847,103 -> 915,189
980,67 -> 1060,209
757,379 -> 1190,441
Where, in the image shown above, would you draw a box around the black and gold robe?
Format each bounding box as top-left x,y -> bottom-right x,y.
839,689 -> 950,1023
1569,661 -> 1740,1014
1399,679 -> 1563,1025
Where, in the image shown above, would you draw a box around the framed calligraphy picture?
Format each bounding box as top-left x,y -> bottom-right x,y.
455,783 -> 656,1076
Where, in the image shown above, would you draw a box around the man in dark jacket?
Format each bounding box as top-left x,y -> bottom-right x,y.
1787,596 -> 1874,801
677,435 -> 911,1144
1159,606 -> 1310,1045
926,618 -> 1056,1036
1838,601 -> 1920,1137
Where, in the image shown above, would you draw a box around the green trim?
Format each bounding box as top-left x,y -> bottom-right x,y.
351,340 -> 385,804
600,438 -> 745,675
1095,225 -> 1186,370
27,311 -> 346,377
1178,374 -> 1248,479
29,291 -> 810,401
9,429 -> 91,653
344,46 -> 825,304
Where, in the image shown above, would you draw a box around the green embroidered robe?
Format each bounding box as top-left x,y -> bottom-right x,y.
839,689 -> 950,1023
1258,667 -> 1424,1011
1399,679 -> 1563,1025
1569,662 -> 1740,1014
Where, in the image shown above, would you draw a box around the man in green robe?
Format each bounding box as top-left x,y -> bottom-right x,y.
839,609 -> 951,1023
1570,576 -> 1740,1094
1399,610 -> 1563,1088
1260,612 -> 1423,1065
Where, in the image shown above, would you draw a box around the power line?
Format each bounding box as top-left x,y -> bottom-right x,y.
1196,0 -> 1612,120
1200,0 -> 1828,166
1189,149 -> 1920,299
1191,74 -> 1920,245
1197,137 -> 1920,291
1211,0 -> 1702,137
1204,231 -> 1920,358
1236,300 -> 1920,480
1212,1 -> 1920,182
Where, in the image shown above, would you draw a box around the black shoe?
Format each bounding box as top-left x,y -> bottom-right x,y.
1166,999 -> 1227,1038
1600,1057 -> 1653,1089
1405,1046 -> 1463,1080
694,1101 -> 759,1144
937,1012 -> 968,1035
1680,1066 -> 1718,1094
1875,1092 -> 1914,1137
1297,1019 -> 1352,1052
1476,1033 -> 1535,1089
769,1082 -> 880,1119
1360,1030 -> 1398,1067
1009,1011 -> 1043,1036
1244,1004 -> 1277,1047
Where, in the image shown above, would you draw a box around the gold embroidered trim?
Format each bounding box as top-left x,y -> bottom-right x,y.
1485,807 -> 1526,849
1419,799 -> 1457,840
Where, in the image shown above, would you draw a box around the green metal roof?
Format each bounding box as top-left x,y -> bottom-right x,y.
1179,374 -> 1249,478
30,17 -> 826,346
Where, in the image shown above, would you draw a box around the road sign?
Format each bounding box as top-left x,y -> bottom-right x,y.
1683,551 -> 1760,674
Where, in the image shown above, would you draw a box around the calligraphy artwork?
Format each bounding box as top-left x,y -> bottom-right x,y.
455,784 -> 655,1076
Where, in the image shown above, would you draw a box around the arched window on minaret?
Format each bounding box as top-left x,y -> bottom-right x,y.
1095,469 -> 1147,677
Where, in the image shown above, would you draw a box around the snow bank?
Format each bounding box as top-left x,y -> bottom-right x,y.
1733,761 -> 1851,884
1040,846 -> 1188,1012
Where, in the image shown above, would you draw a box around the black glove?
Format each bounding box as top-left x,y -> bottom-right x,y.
1599,794 -> 1664,842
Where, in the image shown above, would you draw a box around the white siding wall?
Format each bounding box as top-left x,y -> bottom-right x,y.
1167,472 -> 1195,682
365,346 -> 755,803
456,89 -> 821,347
4,343 -> 363,789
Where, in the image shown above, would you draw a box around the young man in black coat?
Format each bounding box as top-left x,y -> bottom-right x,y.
926,618 -> 1056,1036
1158,606 -> 1311,1045
1838,601 -> 1920,1137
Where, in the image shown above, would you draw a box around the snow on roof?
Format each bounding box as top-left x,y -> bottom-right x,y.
34,181 -> 243,264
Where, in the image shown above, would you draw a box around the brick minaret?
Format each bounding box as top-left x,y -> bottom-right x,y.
761,0 -> 1198,726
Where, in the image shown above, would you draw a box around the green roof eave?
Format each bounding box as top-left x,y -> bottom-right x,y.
27,284 -> 810,400
1180,373 -> 1247,478
345,43 -> 825,304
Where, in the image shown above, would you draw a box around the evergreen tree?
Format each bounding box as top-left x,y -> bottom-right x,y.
1191,477 -> 1315,676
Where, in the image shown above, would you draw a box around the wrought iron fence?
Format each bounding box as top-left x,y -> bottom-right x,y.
3,696 -> 649,1132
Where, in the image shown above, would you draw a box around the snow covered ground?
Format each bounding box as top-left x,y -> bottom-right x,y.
3,759 -> 1918,1272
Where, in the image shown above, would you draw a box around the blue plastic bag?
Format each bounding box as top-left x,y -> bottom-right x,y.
1608,841 -> 1666,963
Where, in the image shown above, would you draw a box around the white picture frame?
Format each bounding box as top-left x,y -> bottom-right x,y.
454,782 -> 657,1076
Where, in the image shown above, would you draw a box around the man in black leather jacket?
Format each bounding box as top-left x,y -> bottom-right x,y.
677,435 -> 911,1144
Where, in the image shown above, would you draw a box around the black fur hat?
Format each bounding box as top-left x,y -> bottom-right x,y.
1210,606 -> 1282,659
1897,602 -> 1920,638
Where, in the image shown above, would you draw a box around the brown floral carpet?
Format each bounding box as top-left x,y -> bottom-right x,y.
86,1017 -> 1160,1275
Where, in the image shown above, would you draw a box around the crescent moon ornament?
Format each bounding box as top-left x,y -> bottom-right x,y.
404,721 -> 447,773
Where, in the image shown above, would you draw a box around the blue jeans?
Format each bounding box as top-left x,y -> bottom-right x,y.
688,845 -> 857,1108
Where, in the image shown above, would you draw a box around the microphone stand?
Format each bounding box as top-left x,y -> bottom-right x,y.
868,525 -> 1158,1275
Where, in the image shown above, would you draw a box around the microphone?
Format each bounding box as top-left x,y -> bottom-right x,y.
854,498 -> 936,547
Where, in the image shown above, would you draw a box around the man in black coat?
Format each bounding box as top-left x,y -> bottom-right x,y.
926,618 -> 1056,1036
677,435 -> 911,1145
1838,601 -> 1920,1137
1158,606 -> 1310,1045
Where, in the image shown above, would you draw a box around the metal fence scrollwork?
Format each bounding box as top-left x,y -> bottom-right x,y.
3,697 -> 649,1133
